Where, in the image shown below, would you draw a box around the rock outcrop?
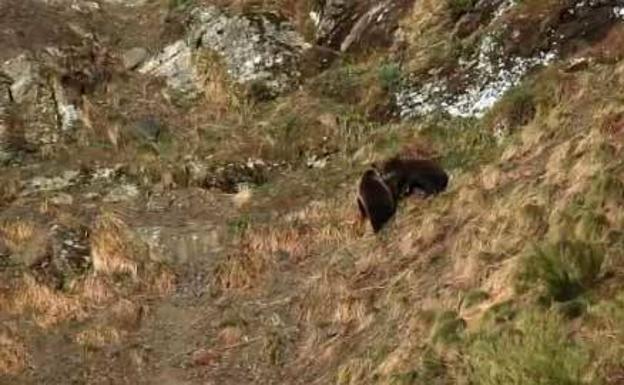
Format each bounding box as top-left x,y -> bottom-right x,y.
396,0 -> 624,119
313,0 -> 413,52
139,6 -> 311,101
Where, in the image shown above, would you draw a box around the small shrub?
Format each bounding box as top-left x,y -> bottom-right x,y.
378,63 -> 402,92
388,348 -> 447,385
518,240 -> 605,302
485,83 -> 536,135
311,65 -> 363,104
553,298 -> 588,320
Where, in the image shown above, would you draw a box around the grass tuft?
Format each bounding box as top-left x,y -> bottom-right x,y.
518,240 -> 605,302
90,211 -> 148,278
467,311 -> 589,385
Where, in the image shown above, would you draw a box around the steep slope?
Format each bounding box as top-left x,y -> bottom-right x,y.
3,1 -> 624,385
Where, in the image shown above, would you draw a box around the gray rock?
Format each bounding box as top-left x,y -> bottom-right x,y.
50,192 -> 74,206
1,54 -> 68,149
23,82 -> 61,147
189,6 -> 311,96
314,0 -> 408,52
137,223 -> 223,265
184,159 -> 209,186
50,75 -> 84,134
103,183 -> 140,203
1,51 -> 93,152
1,54 -> 38,103
139,6 -> 311,100
396,1 -> 556,119
22,170 -> 81,195
123,47 -> 149,70
138,39 -> 200,102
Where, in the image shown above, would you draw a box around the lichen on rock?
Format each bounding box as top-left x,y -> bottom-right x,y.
139,5 -> 311,101
396,33 -> 557,119
395,0 -> 624,119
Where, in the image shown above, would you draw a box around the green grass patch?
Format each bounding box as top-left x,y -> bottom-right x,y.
466,310 -> 590,385
419,115 -> 498,171
378,62 -> 403,92
429,310 -> 466,345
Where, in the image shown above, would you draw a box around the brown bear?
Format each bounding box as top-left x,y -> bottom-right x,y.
357,168 -> 397,233
374,157 -> 449,200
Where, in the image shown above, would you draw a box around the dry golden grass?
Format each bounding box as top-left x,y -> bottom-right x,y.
201,54 -> 624,384
90,211 -> 146,278
194,49 -> 244,122
4,275 -> 85,328
0,219 -> 49,266
74,325 -> 123,349
0,332 -> 29,375
140,267 -> 176,296
214,247 -> 273,291
215,198 -> 357,291
336,358 -> 375,385
108,299 -> 144,329
68,275 -> 116,305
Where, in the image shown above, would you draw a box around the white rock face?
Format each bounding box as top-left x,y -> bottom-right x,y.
397,1 -> 624,119
138,40 -> 200,101
396,35 -> 557,119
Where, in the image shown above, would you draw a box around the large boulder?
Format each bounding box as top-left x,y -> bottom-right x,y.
139,6 -> 311,101
313,0 -> 413,52
0,51 -> 91,155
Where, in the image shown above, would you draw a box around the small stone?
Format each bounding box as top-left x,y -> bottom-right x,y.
123,47 -> 149,71
191,349 -> 219,366
103,184 -> 140,203
50,193 -> 74,206
83,192 -> 100,200
564,57 -> 590,73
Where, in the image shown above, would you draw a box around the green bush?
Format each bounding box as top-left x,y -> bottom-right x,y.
378,63 -> 402,92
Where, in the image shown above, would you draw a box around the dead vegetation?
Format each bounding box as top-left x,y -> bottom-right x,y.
90,211 -> 147,278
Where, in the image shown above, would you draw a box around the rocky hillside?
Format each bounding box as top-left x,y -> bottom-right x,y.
3,0 -> 624,384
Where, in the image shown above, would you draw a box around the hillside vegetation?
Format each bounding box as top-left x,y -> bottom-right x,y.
3,0 -> 624,384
